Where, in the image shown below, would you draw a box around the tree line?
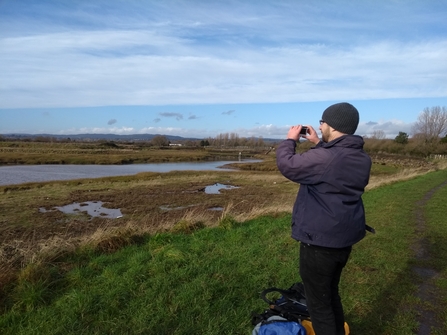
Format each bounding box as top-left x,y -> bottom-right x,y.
348,106 -> 447,157
149,133 -> 270,148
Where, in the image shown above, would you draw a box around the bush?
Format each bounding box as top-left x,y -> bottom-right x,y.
395,132 -> 409,144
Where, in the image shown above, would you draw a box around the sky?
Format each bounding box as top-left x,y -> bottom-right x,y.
1,0 -> 447,139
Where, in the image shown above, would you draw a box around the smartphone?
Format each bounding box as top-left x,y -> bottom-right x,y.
299,126 -> 308,135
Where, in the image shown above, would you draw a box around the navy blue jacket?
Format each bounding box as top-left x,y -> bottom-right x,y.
276,135 -> 372,248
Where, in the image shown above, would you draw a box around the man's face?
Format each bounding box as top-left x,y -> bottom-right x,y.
320,122 -> 330,143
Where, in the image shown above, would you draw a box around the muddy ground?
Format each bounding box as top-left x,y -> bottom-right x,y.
0,166 -> 297,282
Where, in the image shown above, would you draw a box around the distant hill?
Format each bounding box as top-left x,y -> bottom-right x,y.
1,133 -> 199,142
1,133 -> 280,144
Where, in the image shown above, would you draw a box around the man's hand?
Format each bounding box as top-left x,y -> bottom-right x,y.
287,125 -> 320,144
302,125 -> 320,144
286,125 -> 303,141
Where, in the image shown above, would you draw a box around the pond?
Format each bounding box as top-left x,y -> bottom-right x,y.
0,160 -> 260,186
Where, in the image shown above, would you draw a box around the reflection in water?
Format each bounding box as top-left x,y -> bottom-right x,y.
208,207 -> 224,211
39,201 -> 122,219
204,183 -> 239,194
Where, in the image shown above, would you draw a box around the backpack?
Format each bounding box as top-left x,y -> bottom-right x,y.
251,282 -> 310,335
252,282 -> 350,335
252,315 -> 306,335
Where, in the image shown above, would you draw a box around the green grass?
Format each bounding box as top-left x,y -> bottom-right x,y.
1,216 -> 297,334
1,170 -> 447,334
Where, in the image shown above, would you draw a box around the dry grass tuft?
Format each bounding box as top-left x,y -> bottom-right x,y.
367,167 -> 437,190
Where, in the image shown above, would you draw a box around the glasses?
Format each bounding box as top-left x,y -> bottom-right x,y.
319,120 -> 325,125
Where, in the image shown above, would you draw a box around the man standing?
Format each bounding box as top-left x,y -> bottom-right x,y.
276,102 -> 372,335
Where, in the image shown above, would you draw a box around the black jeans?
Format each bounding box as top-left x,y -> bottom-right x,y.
299,242 -> 352,335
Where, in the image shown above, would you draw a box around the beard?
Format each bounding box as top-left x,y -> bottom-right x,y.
321,127 -> 330,143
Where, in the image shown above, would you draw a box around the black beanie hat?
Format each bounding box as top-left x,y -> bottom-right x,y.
321,102 -> 359,135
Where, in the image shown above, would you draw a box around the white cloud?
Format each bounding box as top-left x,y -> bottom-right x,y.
230,124 -> 289,138
2,33 -> 446,109
357,119 -> 414,138
71,126 -> 135,135
39,117 -> 414,139
1,1 -> 446,110
235,120 -> 415,139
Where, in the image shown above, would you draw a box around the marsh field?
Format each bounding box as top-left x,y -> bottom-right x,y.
0,140 -> 434,273
1,140 -> 447,334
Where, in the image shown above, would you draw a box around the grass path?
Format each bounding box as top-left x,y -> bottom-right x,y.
412,179 -> 447,334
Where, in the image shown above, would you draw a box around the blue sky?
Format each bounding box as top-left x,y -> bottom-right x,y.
1,0 -> 447,139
